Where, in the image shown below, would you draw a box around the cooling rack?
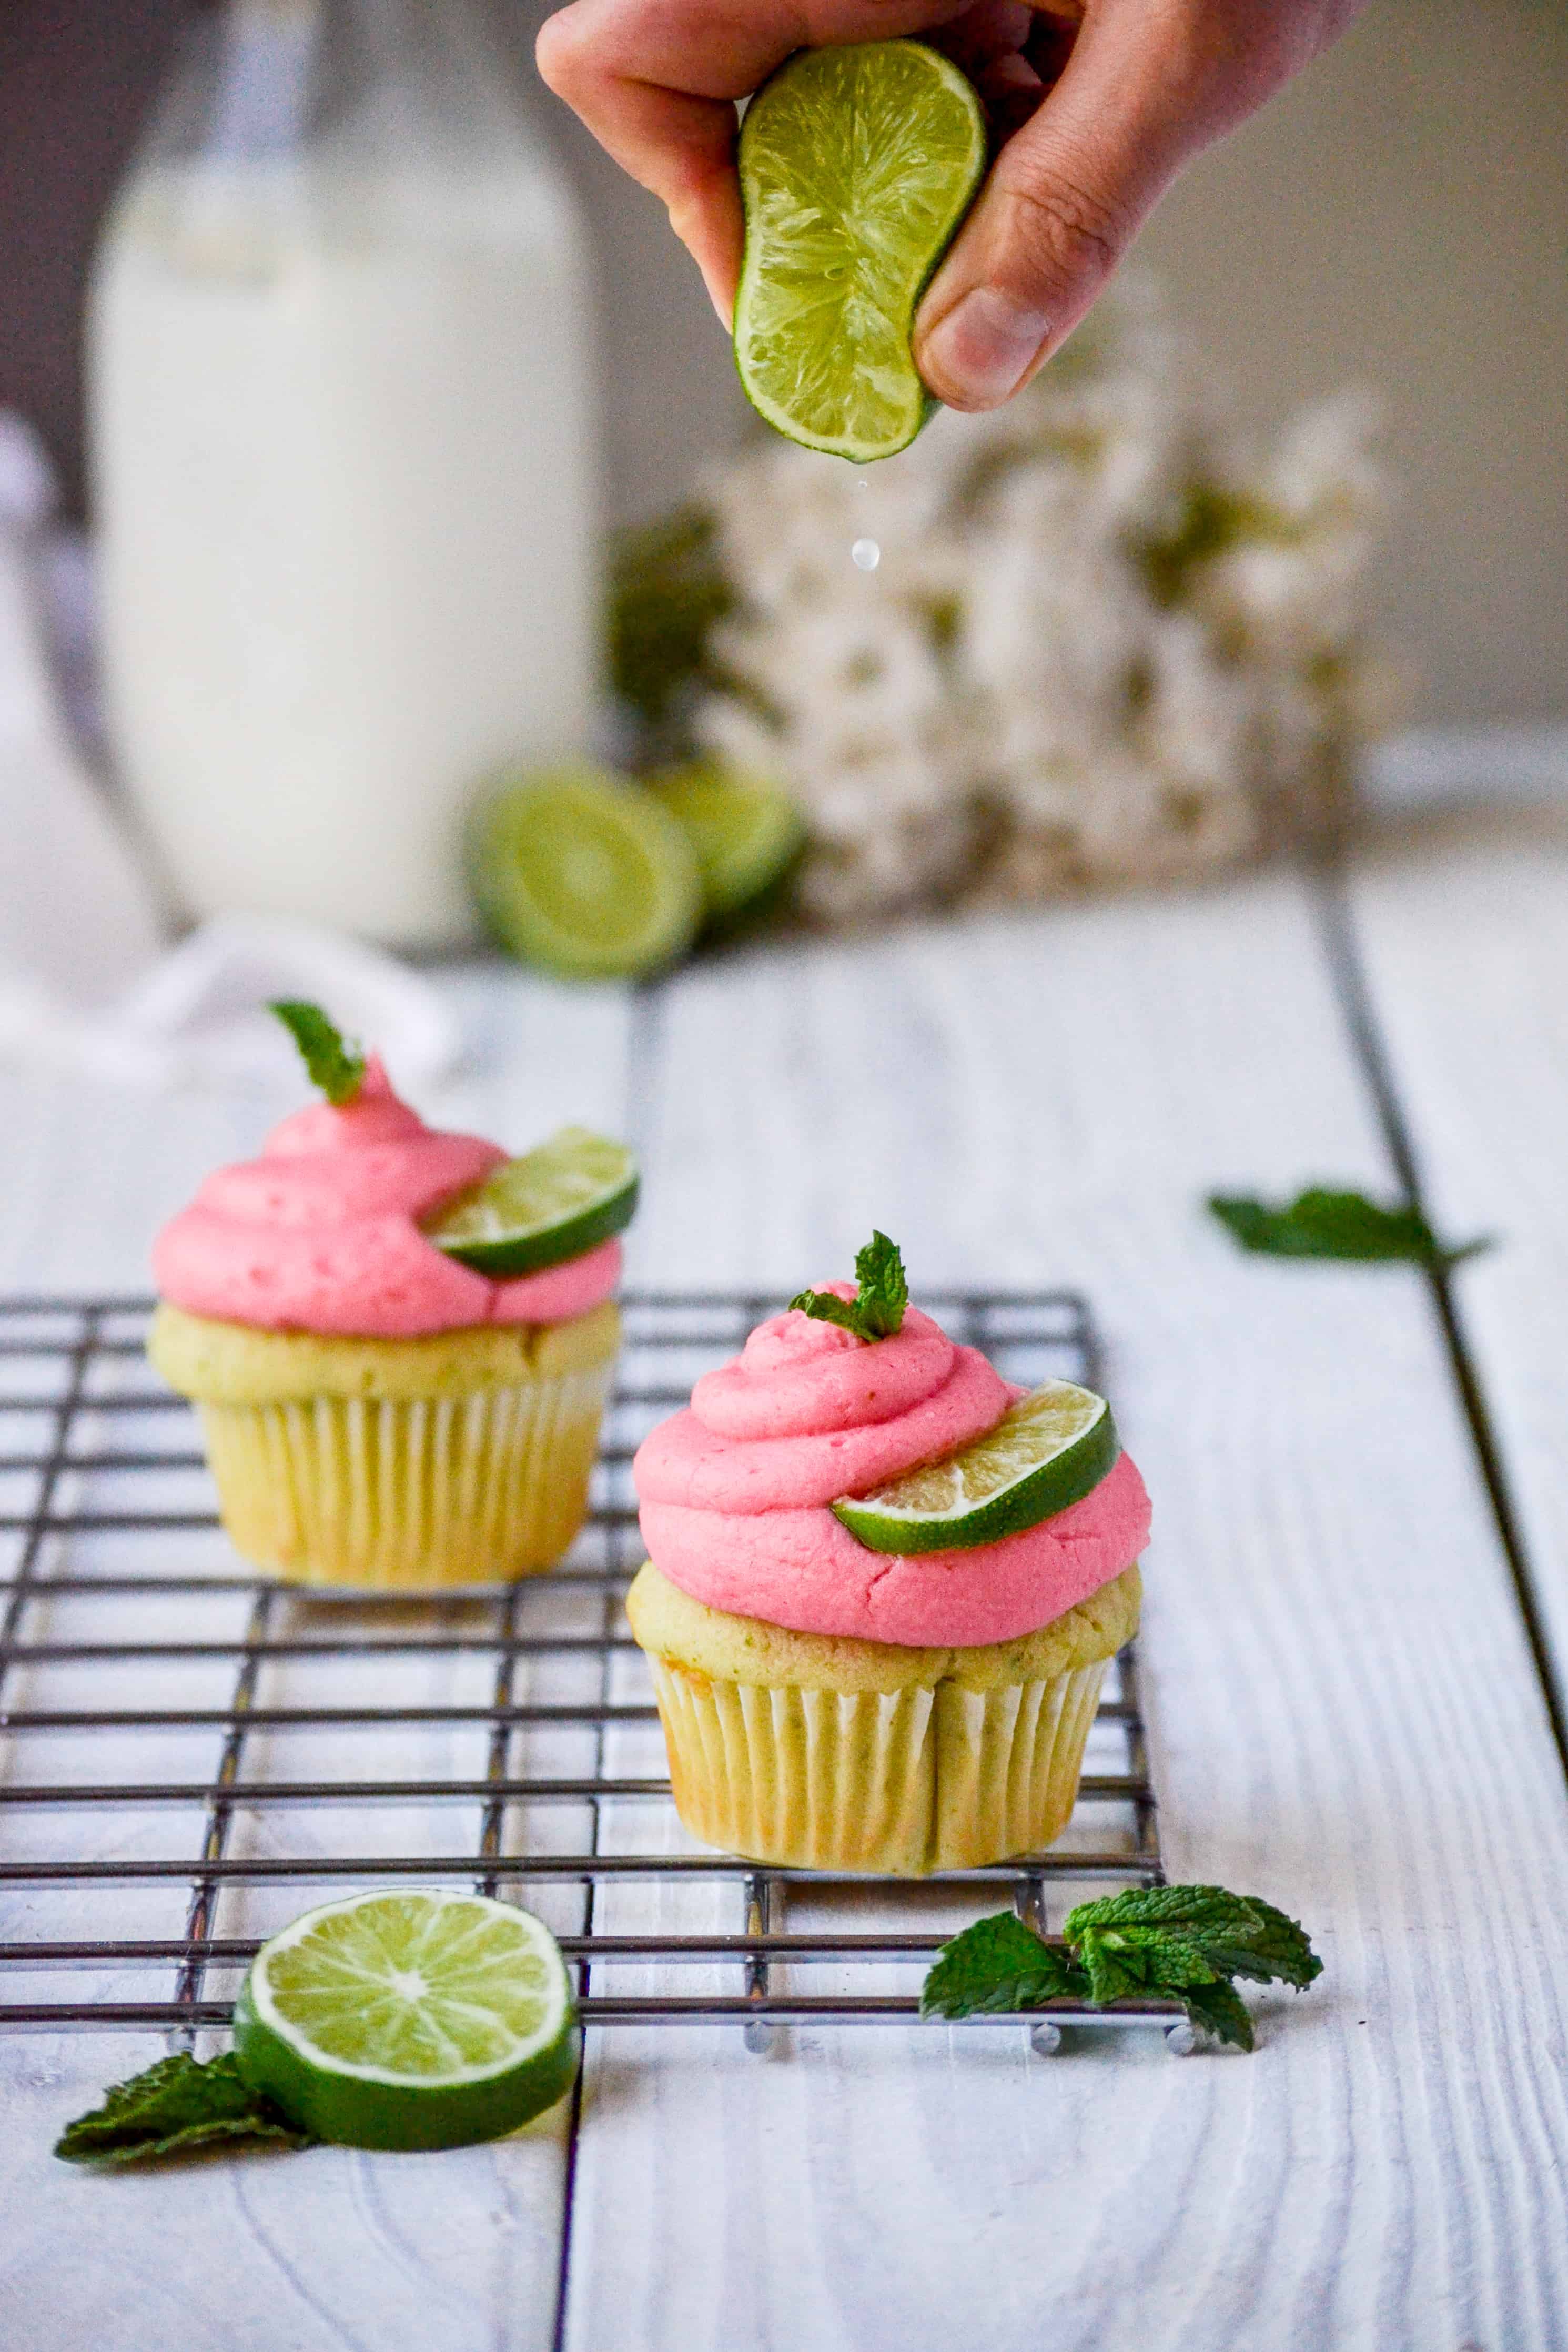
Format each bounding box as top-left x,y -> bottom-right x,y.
0,1290 -> 1180,2052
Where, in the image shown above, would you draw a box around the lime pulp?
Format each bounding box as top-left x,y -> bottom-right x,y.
424,1126 -> 638,1277
832,1381 -> 1119,1554
232,1890 -> 580,2151
733,42 -> 988,461
470,766 -> 702,981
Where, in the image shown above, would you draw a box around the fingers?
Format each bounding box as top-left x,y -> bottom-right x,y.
538,0 -> 977,322
913,0 -> 1358,411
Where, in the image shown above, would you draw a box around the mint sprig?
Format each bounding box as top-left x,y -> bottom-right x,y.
791,1231 -> 908,1342
1207,1186 -> 1490,1270
54,2052 -> 313,2166
270,1000 -> 367,1106
920,1882 -> 1322,2051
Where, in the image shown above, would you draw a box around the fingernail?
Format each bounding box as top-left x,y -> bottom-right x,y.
918,287 -> 1050,408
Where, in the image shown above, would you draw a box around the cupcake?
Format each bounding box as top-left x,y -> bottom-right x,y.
148,1003 -> 634,1589
627,1235 -> 1148,1873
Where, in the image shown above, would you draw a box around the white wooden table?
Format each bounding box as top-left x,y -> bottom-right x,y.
5,796 -> 1568,2352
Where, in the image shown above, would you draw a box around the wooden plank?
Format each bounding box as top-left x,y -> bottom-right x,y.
0,965 -> 633,2352
1347,802 -> 1568,1703
563,872 -> 1568,2352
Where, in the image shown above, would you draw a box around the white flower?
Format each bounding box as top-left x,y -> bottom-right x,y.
693,278 -> 1388,918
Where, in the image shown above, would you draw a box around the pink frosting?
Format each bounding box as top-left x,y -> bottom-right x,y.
153,1058 -> 622,1337
633,1291 -> 1149,1648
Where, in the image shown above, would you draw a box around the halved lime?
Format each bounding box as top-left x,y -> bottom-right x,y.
832,1380 -> 1119,1554
470,766 -> 702,980
424,1126 -> 638,1277
733,42 -> 988,461
650,760 -> 804,923
232,1890 -> 579,2152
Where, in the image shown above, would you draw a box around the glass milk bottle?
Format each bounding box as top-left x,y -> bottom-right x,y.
89,0 -> 600,946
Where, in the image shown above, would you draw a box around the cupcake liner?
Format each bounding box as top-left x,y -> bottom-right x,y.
646,1651 -> 1112,1875
197,1361 -> 614,1590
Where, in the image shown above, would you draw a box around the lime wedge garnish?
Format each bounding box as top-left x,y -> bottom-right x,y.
232,1890 -> 579,2151
470,766 -> 702,980
832,1381 -> 1119,1554
423,1125 -> 637,1277
733,41 -> 987,462
650,760 -> 804,923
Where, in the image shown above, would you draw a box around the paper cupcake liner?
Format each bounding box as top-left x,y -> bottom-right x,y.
647,1654 -> 1111,1875
197,1362 -> 614,1589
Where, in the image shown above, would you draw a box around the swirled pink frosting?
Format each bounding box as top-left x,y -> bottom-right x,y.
153,1058 -> 622,1337
634,1288 -> 1149,1648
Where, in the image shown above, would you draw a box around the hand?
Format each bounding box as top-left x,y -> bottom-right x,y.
537,0 -> 1367,413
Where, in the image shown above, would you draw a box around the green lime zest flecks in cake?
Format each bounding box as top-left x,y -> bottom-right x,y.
791,1229 -> 908,1341
269,999 -> 366,1105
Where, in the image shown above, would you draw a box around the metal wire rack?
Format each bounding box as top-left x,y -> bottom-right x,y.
0,1290 -> 1176,2052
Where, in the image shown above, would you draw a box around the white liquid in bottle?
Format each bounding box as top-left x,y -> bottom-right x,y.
89,2 -> 601,947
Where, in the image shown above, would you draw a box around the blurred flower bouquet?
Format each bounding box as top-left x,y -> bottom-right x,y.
612,279 -> 1392,926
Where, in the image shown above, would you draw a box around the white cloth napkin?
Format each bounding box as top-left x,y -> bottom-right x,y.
0,412 -> 460,1089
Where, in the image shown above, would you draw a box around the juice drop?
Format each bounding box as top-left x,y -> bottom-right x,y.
851,538 -> 881,572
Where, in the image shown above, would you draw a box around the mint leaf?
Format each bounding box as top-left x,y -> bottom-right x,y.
922,1883 -> 1324,2047
270,1001 -> 367,1106
919,1911 -> 1088,2019
1065,1884 -> 1323,1993
1177,1976 -> 1256,2052
791,1230 -> 909,1344
1208,1187 -> 1490,1270
55,2052 -> 313,2166
852,1230 -> 908,1337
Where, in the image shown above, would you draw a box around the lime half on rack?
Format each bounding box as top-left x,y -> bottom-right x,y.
832,1380 -> 1119,1554
471,766 -> 702,980
232,1890 -> 579,2151
424,1127 -> 637,1278
733,41 -> 988,461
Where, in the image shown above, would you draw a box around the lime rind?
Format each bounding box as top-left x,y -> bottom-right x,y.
426,1126 -> 638,1278
470,765 -> 702,981
832,1381 -> 1119,1554
733,41 -> 987,462
650,761 -> 805,922
232,1890 -> 580,2151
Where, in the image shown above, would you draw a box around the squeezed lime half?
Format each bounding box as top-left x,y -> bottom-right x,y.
733,41 -> 987,461
832,1380 -> 1119,1553
232,1890 -> 580,2151
425,1127 -> 637,1277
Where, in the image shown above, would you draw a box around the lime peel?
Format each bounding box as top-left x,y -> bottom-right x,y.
425,1126 -> 638,1277
832,1380 -> 1119,1554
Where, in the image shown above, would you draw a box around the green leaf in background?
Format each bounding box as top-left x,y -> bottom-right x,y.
269,1001 -> 367,1107
1207,1186 -> 1491,1269
920,1881 -> 1323,2049
792,1230 -> 909,1343
55,2052 -> 313,2166
609,502 -> 733,737
919,1912 -> 1088,2020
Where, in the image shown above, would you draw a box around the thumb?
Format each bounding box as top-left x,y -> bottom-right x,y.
913,3 -> 1211,410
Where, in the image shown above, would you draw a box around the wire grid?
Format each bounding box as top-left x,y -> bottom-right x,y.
0,1290 -> 1172,2046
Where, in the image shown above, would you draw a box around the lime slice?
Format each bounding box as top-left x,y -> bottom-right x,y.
424,1125 -> 638,1277
733,42 -> 987,461
832,1381 -> 1119,1554
232,1890 -> 579,2151
470,766 -> 702,981
650,760 -> 804,923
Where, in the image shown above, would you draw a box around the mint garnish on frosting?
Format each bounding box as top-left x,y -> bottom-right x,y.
270,1000 -> 367,1106
791,1230 -> 908,1342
